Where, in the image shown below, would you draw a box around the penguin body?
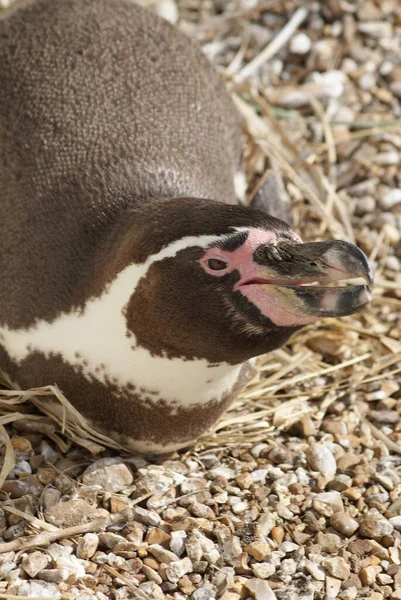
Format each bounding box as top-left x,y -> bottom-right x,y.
0,0 -> 372,453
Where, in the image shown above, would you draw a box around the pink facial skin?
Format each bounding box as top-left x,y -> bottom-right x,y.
199,228 -> 319,327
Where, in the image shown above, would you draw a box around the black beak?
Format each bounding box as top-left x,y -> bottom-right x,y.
253,239 -> 373,319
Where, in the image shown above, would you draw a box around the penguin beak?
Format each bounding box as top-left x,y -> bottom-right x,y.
246,239 -> 373,322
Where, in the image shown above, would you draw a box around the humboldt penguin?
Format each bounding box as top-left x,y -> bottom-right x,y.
0,0 -> 373,453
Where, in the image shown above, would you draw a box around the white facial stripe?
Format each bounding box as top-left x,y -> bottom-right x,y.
0,234 -> 242,407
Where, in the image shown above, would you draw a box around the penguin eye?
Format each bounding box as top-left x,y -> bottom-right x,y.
206,258 -> 229,271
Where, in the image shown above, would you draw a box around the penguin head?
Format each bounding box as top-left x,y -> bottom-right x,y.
124,198 -> 373,364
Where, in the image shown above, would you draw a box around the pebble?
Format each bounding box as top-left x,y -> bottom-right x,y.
245,540 -> 270,561
142,564 -> 163,585
170,530 -> 187,556
45,498 -> 101,528
326,576 -> 342,600
76,533 -> 99,559
21,551 -> 50,578
165,557 -> 193,583
359,510 -> 394,539
243,578 -> 277,600
47,543 -> 85,582
290,32 -> 312,54
146,527 -> 171,547
317,532 -> 342,554
306,444 -> 337,477
305,559 -> 326,581
322,557 -> 351,580
330,513 -> 359,536
380,188 -> 401,209
11,580 -> 62,599
134,507 -> 161,527
82,458 -> 133,493
313,491 -> 344,516
389,516 -> 401,531
270,527 -> 285,544
251,562 -> 276,579
148,544 -> 179,564
360,565 -> 381,586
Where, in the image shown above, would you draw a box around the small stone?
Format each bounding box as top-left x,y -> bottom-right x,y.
178,574 -> 196,595
322,557 -> 351,580
139,581 -> 164,599
142,564 -> 163,585
355,196 -> 376,215
47,543 -> 85,583
22,551 -> 50,578
98,532 -> 125,549
11,435 -> 33,457
232,501 -> 248,515
338,454 -> 361,471
148,544 -> 179,564
306,444 -> 337,477
251,562 -> 276,579
2,477 -> 43,498
374,152 -> 400,166
290,32 -> 312,54
380,189 -> 401,209
37,569 -> 66,583
170,530 -> 186,556
76,533 -> 99,559
134,507 -> 161,527
270,527 -> 284,544
305,559 -> 326,581
12,580 -> 62,599
279,542 -> 298,553
280,558 -> 296,575
359,510 -> 394,539
340,588 -> 358,600
343,487 -> 362,501
326,576 -> 342,600
377,573 -> 393,585
146,528 -> 171,546
359,565 -> 381,586
313,491 -> 344,516
236,473 -> 253,490
82,458 -> 133,493
245,540 -> 270,561
209,466 -> 236,480
389,516 -> 401,530
188,501 -> 215,520
45,499 -> 100,528
243,578 -> 277,600
109,496 -> 130,513
185,534 -> 203,562
317,532 -> 342,554
330,513 -> 359,537
165,557 -> 193,583
39,440 -> 58,463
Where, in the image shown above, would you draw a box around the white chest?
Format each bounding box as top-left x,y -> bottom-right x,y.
0,234 -> 243,407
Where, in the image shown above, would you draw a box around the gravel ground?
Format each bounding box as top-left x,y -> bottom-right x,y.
1,1 -> 401,599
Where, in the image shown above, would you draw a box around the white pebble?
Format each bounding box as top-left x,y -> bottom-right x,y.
380,188 -> 401,209
306,444 -> 337,476
374,151 -> 400,166
359,73 -> 376,90
290,32 -> 312,54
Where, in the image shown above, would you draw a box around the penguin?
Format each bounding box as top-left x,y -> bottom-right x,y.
0,0 -> 373,453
